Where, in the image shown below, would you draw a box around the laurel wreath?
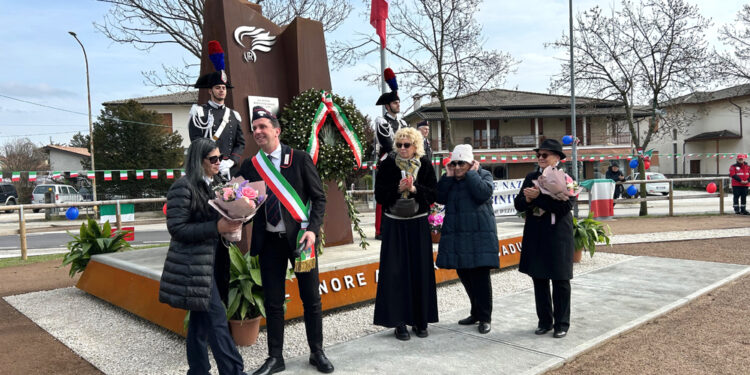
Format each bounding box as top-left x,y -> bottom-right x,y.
279,88 -> 370,249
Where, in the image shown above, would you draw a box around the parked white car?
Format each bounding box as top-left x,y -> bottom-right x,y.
31,184 -> 84,213
623,172 -> 670,197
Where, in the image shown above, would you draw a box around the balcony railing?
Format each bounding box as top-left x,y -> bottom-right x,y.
436,133 -> 631,151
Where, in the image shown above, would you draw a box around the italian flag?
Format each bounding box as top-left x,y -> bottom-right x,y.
501,156 -> 507,162
166,170 -> 174,179
480,155 -> 486,162
104,171 -> 112,181
522,155 -> 529,160
150,170 -> 159,179
136,170 -> 144,179
52,171 -> 61,178
587,179 -> 615,219
70,171 -> 79,178
511,156 -> 518,162
87,171 -> 95,179
120,170 -> 128,180
491,155 -> 497,162
11,172 -> 20,182
28,172 -> 37,182
180,169 -> 185,177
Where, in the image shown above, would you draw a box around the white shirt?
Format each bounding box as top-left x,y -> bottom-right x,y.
265,144 -> 286,232
208,100 -> 225,110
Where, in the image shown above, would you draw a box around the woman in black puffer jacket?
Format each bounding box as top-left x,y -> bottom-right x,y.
158,138 -> 247,375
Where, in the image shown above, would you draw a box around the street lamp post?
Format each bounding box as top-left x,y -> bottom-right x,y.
569,0 -> 578,218
68,31 -> 96,203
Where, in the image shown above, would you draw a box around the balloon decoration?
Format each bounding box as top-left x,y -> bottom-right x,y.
626,185 -> 638,196
562,135 -> 573,145
162,203 -> 168,215
629,159 -> 639,169
643,160 -> 651,170
65,207 -> 79,220
442,157 -> 451,167
706,182 -> 717,194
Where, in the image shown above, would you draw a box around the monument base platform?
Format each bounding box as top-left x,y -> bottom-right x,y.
77,234 -> 523,337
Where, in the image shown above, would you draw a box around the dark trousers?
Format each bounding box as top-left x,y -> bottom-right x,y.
732,186 -> 748,212
187,279 -> 245,375
613,184 -> 623,200
456,267 -> 493,322
260,232 -> 323,358
532,278 -> 571,331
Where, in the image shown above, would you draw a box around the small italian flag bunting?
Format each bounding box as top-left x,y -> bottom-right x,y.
150,170 -> 159,179
70,171 -> 79,178
511,156 -> 518,162
120,170 -> 128,180
87,171 -> 95,179
104,171 -> 112,181
52,171 -> 61,178
136,170 -> 144,179
480,156 -> 486,162
28,172 -> 37,182
166,170 -> 174,179
491,155 -> 497,162
11,172 -> 20,182
501,156 -> 507,162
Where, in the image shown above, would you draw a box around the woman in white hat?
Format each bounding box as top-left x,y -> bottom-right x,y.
435,145 -> 499,334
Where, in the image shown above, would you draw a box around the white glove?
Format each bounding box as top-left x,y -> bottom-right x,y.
219,159 -> 234,179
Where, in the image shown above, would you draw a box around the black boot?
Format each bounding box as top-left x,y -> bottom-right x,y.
734,206 -> 741,215
741,206 -> 750,215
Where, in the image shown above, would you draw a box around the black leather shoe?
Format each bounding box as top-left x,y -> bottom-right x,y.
412,326 -> 429,338
553,329 -> 568,338
395,325 -> 410,341
375,234 -> 383,240
535,327 -> 552,335
309,351 -> 334,373
252,357 -> 285,375
478,322 -> 491,334
458,316 -> 478,325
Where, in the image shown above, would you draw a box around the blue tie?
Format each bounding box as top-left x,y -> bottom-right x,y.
265,156 -> 281,226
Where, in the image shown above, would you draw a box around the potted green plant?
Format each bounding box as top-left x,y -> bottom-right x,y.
62,219 -> 131,277
572,212 -> 612,263
225,244 -> 292,346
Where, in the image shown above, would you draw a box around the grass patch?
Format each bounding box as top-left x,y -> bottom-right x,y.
0,253 -> 65,269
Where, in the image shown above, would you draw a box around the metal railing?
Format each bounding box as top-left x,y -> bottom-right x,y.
5,198 -> 166,260
612,177 -> 730,216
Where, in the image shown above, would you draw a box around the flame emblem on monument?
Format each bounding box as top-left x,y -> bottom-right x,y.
233,26 -> 277,63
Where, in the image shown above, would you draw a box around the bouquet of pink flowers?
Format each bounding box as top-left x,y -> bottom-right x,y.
428,204 -> 445,233
533,166 -> 582,202
208,177 -> 266,242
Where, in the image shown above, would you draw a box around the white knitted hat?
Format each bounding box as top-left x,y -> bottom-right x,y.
451,144 -> 474,163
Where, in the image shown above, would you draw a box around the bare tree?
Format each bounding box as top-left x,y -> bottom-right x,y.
0,138 -> 49,203
330,0 -> 517,150
549,0 -> 710,215
95,0 -> 352,89
716,5 -> 750,82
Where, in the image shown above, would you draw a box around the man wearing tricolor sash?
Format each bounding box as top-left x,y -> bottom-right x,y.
189,41 -> 245,180
238,107 -> 332,375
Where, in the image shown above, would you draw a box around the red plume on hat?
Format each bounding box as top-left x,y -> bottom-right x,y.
376,67 -> 400,105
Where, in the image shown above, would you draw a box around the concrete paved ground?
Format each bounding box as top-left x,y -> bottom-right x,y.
282,256 -> 750,374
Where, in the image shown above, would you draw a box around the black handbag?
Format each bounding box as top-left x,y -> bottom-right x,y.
389,198 -> 419,217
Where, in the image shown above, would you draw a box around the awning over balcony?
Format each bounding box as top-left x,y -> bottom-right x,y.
684,130 -> 741,142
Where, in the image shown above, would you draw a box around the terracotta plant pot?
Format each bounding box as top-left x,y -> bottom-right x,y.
229,316 -> 262,346
431,231 -> 441,244
573,249 -> 583,263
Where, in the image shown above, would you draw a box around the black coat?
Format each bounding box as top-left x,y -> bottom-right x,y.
375,154 -> 437,216
188,103 -> 245,173
513,170 -> 575,280
158,176 -> 230,312
435,168 -> 499,269
238,144 -> 326,256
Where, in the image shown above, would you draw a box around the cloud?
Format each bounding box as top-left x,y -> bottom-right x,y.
0,82 -> 77,98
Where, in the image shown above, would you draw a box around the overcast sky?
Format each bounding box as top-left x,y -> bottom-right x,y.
0,0 -> 746,147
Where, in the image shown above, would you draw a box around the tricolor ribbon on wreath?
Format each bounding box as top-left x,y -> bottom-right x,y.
251,151 -> 316,272
306,90 -> 363,168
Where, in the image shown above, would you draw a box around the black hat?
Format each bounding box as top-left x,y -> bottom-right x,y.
376,68 -> 399,105
194,40 -> 233,89
533,139 -> 566,160
416,120 -> 429,128
610,161 -> 620,167
251,106 -> 276,122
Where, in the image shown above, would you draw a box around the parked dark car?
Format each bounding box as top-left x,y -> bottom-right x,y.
0,183 -> 19,213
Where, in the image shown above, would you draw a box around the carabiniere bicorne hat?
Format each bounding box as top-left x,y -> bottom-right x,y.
375,68 -> 400,105
533,139 -> 567,160
194,40 -> 234,89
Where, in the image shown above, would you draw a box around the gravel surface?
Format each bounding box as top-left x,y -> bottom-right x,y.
4,253 -> 631,375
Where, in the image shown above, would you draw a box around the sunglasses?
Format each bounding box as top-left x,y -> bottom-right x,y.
395,142 -> 412,149
536,153 -> 551,159
206,155 -> 223,164
449,161 -> 468,167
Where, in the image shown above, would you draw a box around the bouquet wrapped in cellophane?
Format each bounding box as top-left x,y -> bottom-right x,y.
532,166 -> 582,224
208,177 -> 266,242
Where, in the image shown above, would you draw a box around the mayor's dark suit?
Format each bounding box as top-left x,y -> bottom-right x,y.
238,143 -> 326,359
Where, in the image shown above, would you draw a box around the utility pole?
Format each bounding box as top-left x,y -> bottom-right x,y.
69,31 -> 97,203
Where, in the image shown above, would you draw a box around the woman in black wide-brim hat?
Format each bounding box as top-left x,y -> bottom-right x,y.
513,139 -> 575,339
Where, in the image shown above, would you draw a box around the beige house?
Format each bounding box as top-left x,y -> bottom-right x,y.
42,145 -> 90,172
404,89 -> 652,179
103,91 -> 198,148
656,84 -> 750,175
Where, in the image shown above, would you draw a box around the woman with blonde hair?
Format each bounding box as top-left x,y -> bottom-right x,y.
373,127 -> 439,341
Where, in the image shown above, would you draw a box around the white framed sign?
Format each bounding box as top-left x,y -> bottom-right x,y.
247,96 -> 279,127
